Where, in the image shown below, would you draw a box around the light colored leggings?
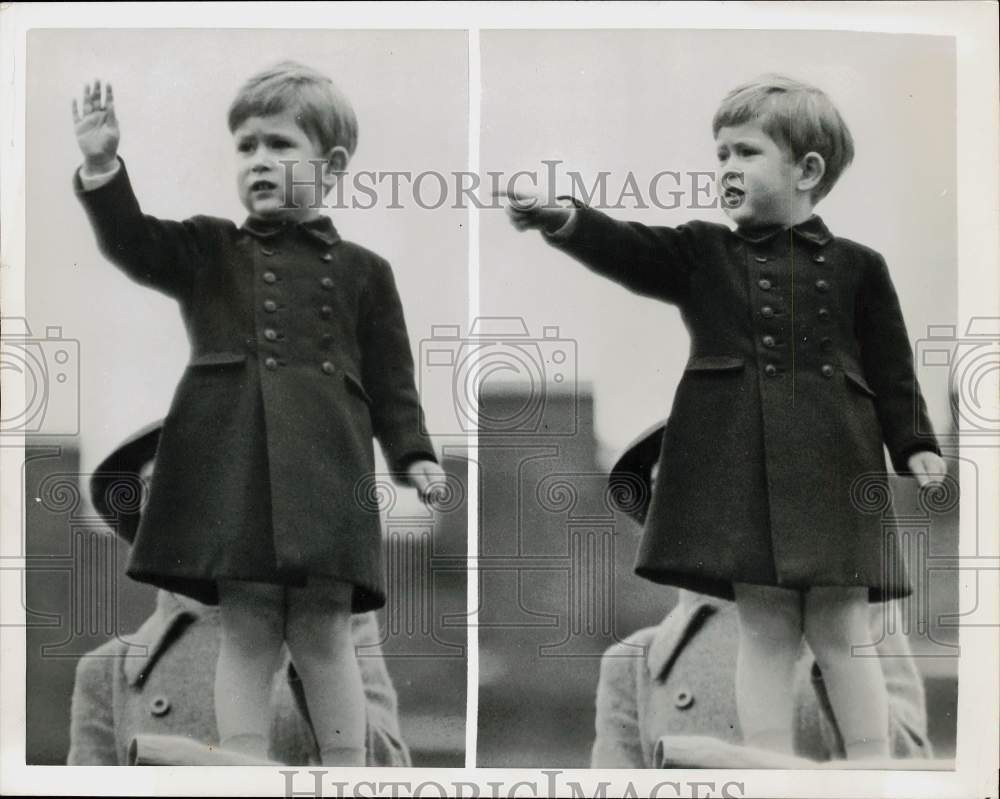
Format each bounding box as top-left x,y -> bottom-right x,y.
214,578 -> 366,766
733,582 -> 890,759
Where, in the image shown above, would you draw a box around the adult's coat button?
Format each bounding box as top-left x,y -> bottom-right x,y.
754,256 -> 768,263
761,306 -> 775,319
150,696 -> 171,717
322,361 -> 336,375
264,357 -> 278,370
758,279 -> 772,291
815,279 -> 830,293
264,328 -> 278,342
674,690 -> 695,710
762,335 -> 775,348
263,271 -> 277,284
814,254 -> 826,263
821,364 -> 835,378
321,305 -> 333,319
263,300 -> 277,312
321,253 -> 334,262
320,277 -> 334,289
764,364 -> 778,377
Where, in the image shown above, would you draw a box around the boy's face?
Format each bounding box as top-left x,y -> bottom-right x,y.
233,109 -> 339,222
715,121 -> 805,229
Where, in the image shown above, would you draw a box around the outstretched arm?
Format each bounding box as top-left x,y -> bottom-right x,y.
72,81 -> 207,300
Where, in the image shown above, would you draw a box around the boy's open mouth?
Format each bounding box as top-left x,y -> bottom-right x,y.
250,179 -> 278,192
722,186 -> 745,209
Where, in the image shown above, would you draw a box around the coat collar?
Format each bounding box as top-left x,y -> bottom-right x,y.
646,592 -> 722,682
732,214 -> 833,247
122,591 -> 299,688
122,590 -> 200,685
241,214 -> 341,247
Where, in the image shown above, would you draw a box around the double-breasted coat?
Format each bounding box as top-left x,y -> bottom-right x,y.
551,205 -> 941,601
76,160 -> 437,611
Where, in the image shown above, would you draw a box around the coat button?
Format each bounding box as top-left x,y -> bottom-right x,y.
815,279 -> 830,293
818,307 -> 830,320
821,364 -> 835,378
320,277 -> 334,290
320,305 -> 333,319
263,328 -> 278,342
150,696 -> 171,717
764,364 -> 778,377
263,271 -> 277,284
261,247 -> 276,257
820,337 -> 833,352
761,306 -> 775,319
321,252 -> 334,262
263,299 -> 277,313
758,279 -> 772,291
814,254 -> 826,263
754,255 -> 768,263
321,361 -> 336,375
674,690 -> 695,710
264,357 -> 278,370
762,335 -> 775,348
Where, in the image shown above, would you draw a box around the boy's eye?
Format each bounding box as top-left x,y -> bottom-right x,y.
237,140 -> 255,153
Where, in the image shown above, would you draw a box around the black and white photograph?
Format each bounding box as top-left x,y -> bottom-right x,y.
477,25 -> 977,774
0,4 -> 997,799
12,26 -> 469,771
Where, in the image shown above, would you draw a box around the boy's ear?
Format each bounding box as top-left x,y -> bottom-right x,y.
797,151 -> 826,194
321,145 -> 350,187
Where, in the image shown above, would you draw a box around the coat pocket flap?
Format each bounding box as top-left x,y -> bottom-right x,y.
844,370 -> 876,398
188,352 -> 247,368
684,356 -> 745,372
343,371 -> 373,405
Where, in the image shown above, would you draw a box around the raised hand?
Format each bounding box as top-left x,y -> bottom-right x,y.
72,80 -> 120,174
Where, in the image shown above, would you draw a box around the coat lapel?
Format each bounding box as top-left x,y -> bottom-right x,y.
122,591 -> 198,686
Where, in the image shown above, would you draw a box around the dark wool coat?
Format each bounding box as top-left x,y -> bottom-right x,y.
553,206 -> 941,601
75,161 -> 437,612
591,594 -> 931,767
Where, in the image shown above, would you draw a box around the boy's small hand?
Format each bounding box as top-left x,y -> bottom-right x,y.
72,80 -> 120,174
406,459 -> 448,507
495,189 -> 572,234
907,450 -> 947,489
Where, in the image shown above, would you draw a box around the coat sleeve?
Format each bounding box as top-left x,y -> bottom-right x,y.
352,612 -> 412,767
590,640 -> 647,768
67,647 -> 121,765
857,252 -> 941,474
546,204 -> 701,304
803,601 -> 932,760
358,257 -> 437,475
74,157 -> 210,301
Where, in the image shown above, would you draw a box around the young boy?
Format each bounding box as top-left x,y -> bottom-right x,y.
73,61 -> 445,765
504,75 -> 945,759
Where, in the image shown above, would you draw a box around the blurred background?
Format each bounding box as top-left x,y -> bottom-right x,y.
476,29 -> 960,767
19,28 -> 469,767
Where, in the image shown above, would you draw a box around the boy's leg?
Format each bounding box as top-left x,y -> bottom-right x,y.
733,582 -> 803,754
803,586 -> 890,760
285,579 -> 366,766
215,579 -> 286,758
